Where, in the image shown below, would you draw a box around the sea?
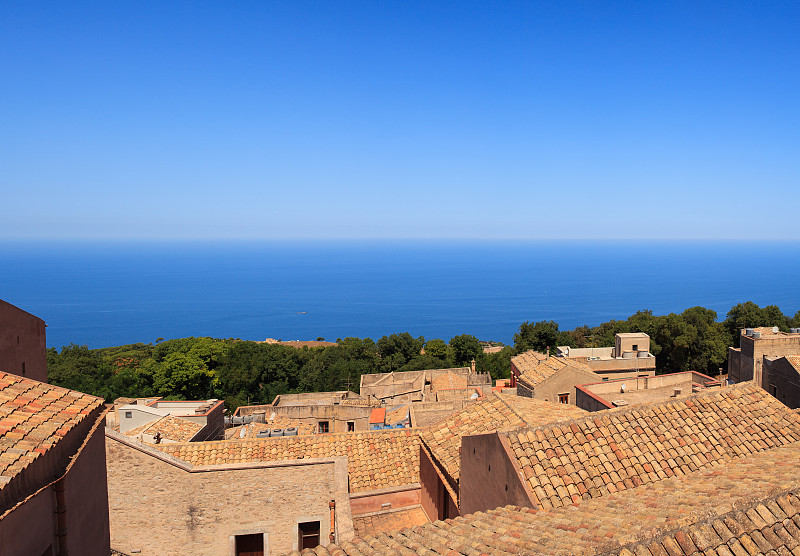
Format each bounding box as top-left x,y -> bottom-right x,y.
1,240 -> 798,350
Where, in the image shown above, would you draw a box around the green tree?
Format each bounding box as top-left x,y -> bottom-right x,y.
449,334 -> 482,365
424,338 -> 448,361
513,321 -> 561,354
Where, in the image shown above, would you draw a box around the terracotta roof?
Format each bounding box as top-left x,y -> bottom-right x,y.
157,428 -> 419,492
431,371 -> 468,393
385,403 -> 410,425
352,505 -> 429,537
512,351 -> 596,387
503,383 -> 800,511
124,415 -> 202,443
420,393 -> 587,482
369,408 -> 386,424
0,372 -> 104,512
284,437 -> 800,556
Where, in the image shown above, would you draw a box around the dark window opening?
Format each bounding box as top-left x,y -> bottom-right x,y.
298,521 -> 320,550
771,384 -> 778,397
632,344 -> 638,351
558,393 -> 569,404
124,411 -> 132,419
318,421 -> 329,433
347,421 -> 355,432
21,362 -> 25,377
235,533 -> 264,556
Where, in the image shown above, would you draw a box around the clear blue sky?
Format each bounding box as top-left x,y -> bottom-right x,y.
2,1 -> 798,240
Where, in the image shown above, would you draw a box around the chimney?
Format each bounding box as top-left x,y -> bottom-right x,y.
470,359 -> 476,373
673,388 -> 682,397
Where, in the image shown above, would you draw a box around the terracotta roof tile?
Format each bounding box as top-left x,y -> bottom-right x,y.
512,351 -> 596,388
0,372 -> 104,511
420,392 -> 587,482
431,371 -> 468,393
353,505 -> 429,537
124,415 -> 203,443
285,438 -> 800,556
502,383 -> 800,511
157,428 -> 419,493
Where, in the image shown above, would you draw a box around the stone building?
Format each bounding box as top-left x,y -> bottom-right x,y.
762,355 -> 800,409
359,367 -> 491,405
0,298 -> 47,382
574,370 -> 721,411
0,371 -> 110,555
556,332 -> 656,379
107,427 -> 426,555
511,350 -> 599,405
728,326 -> 800,385
293,383 -> 800,556
417,392 -> 586,521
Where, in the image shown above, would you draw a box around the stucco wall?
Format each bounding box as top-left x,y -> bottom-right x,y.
106,436 -> 339,555
0,299 -> 47,383
459,433 -> 534,515
730,334 -> 800,385
271,404 -> 372,433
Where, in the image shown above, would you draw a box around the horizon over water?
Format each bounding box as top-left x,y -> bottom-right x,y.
1,239 -> 799,350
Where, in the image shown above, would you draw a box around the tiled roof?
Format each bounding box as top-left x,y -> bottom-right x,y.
124,415 -> 202,443
512,351 -> 595,387
284,438 -> 800,556
352,505 -> 429,537
385,404 -> 410,425
420,393 -> 587,482
157,428 -> 419,493
431,371 -> 468,393
503,383 -> 800,510
0,372 -> 104,510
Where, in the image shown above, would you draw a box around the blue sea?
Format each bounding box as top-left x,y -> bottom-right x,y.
1,240 -> 798,350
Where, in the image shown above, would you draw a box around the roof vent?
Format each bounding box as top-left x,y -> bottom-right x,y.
612,400 -> 629,407
269,429 -> 284,437
283,427 -> 298,436
673,388 -> 682,397
752,331 -> 762,339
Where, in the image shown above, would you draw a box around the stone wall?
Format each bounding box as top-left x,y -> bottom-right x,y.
106,434 -> 348,555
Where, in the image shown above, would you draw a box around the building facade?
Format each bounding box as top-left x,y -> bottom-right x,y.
0,298 -> 47,382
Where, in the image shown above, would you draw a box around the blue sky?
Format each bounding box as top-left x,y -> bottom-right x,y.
2,1 -> 798,240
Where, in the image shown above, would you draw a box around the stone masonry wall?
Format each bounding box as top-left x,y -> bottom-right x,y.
106,437 -> 337,556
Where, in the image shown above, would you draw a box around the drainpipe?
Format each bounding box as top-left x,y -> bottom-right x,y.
55,478 -> 69,556
329,500 -> 336,543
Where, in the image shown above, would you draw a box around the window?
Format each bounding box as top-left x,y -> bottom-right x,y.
124,411 -> 132,419
771,384 -> 778,397
558,393 -> 569,404
298,521 -> 320,550
347,421 -> 355,432
632,344 -> 639,351
235,533 -> 264,556
318,421 -> 329,434
21,362 -> 25,377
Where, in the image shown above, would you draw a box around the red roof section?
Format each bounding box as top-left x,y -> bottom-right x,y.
369,408 -> 386,424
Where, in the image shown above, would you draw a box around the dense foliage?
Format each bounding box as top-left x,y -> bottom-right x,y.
47,302 -> 800,410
